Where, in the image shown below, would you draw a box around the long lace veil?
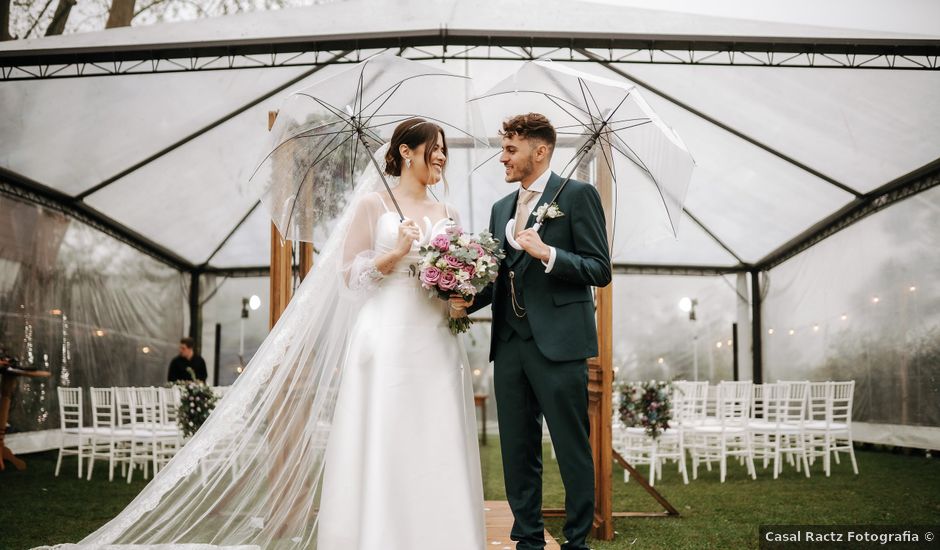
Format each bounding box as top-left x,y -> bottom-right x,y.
39,145 -> 398,550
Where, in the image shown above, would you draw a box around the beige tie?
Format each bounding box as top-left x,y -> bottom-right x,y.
514,189 -> 539,238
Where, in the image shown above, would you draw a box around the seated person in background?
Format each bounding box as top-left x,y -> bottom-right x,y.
167,337 -> 208,383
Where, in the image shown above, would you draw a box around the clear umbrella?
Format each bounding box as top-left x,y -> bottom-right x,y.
471,60 -> 695,254
249,53 -> 487,242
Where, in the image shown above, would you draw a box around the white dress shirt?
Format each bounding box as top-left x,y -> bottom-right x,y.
517,168 -> 557,273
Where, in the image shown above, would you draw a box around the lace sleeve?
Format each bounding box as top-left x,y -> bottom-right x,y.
341,193 -> 385,292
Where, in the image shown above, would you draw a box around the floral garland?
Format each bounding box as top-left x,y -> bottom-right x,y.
617,380 -> 673,439
174,379 -> 219,438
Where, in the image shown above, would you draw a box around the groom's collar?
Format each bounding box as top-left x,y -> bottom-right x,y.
517,168 -> 553,195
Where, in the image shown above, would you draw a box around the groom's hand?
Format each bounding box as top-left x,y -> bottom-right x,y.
449,295 -> 473,310
516,229 -> 552,262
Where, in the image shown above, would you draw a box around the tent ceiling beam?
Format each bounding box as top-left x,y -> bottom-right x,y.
0,166 -> 195,272
756,157 -> 940,270
682,206 -> 748,265
75,51 -> 351,201
203,200 -> 262,267
580,48 -> 866,199
613,263 -> 745,276
2,33 -> 938,81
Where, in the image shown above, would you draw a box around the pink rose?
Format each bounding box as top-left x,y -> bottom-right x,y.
469,242 -> 484,256
446,225 -> 463,236
443,255 -> 463,270
431,234 -> 450,252
420,266 -> 442,287
462,264 -> 475,277
438,270 -> 458,290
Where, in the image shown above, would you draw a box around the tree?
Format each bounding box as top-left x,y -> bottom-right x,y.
105,0 -> 134,28
45,0 -> 75,36
1,0 -> 12,40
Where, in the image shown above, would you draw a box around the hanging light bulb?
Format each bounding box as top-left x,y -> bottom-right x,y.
768,328 -> 775,335
841,314 -> 848,321
657,357 -> 664,364
813,325 -> 820,332
872,296 -> 880,304
715,341 -> 723,349
473,369 -> 481,376
788,329 -> 795,336
142,346 -> 151,354
909,286 -> 917,292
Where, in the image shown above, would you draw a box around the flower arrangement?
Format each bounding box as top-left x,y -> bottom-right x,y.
175,375 -> 219,438
416,224 -> 505,334
617,380 -> 673,439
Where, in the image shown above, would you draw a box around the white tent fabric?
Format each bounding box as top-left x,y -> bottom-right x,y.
1,0 -> 938,270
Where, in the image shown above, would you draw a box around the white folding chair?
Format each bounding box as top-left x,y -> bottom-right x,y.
55,387 -> 91,478
750,381 -> 811,478
126,387 -> 182,482
687,381 -> 756,482
86,387 -> 134,481
805,381 -> 858,476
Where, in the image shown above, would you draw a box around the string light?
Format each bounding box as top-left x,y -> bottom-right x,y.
236,366 -> 244,374
657,357 -> 664,364
727,339 -> 733,347
715,341 -> 723,349
49,309 -> 62,315
841,314 -> 848,321
909,286 -> 917,292
94,329 -> 106,337
142,346 -> 151,354
613,366 -> 620,373
813,325 -> 820,332
788,329 -> 795,336
872,296 -> 880,304
768,328 -> 775,335
473,369 -> 481,376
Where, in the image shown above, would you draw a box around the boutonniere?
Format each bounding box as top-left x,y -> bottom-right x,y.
533,202 -> 564,223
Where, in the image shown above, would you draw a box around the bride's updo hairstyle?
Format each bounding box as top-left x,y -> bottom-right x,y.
384,118 -> 448,178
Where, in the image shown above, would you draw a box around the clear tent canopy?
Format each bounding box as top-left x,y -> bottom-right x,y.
1,0 -> 938,445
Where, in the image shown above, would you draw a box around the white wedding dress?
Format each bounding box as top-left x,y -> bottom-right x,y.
317,195 -> 485,549
35,172 -> 484,550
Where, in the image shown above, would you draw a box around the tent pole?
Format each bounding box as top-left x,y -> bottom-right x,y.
189,270 -> 202,353
750,269 -> 763,384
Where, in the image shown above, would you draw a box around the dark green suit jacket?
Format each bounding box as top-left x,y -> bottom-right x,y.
471,172 -> 612,362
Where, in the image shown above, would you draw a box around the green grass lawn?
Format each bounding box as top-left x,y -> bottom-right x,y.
3,443 -> 939,550
480,440 -> 940,549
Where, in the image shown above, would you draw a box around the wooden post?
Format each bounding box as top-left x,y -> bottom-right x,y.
590,146 -> 615,540
298,242 -> 314,281
268,110 -> 294,329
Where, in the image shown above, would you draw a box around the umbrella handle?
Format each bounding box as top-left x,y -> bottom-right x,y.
504,219 -> 542,251
359,134 -> 405,222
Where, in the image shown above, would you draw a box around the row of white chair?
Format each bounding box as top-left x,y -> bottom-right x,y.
55,386 -> 228,483
613,380 -> 858,485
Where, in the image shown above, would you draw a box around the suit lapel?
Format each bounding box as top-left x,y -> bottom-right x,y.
524,172 -> 562,232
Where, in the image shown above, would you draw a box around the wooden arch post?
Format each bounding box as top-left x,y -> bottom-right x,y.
589,150 -> 615,540
267,110 -> 315,328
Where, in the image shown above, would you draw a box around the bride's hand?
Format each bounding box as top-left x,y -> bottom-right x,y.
394,219 -> 421,255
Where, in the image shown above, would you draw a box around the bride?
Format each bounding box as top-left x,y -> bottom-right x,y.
38,118 -> 485,550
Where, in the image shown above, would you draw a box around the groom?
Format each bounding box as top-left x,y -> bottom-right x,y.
463,113 -> 611,550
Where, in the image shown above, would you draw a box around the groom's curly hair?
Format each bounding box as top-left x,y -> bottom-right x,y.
500,113 -> 556,151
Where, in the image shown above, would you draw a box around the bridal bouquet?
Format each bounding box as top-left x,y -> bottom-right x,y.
416,225 -> 504,334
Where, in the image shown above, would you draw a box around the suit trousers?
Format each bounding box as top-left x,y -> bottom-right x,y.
494,331 -> 594,550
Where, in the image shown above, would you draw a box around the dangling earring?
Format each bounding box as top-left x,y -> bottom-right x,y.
405,158 -> 412,169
